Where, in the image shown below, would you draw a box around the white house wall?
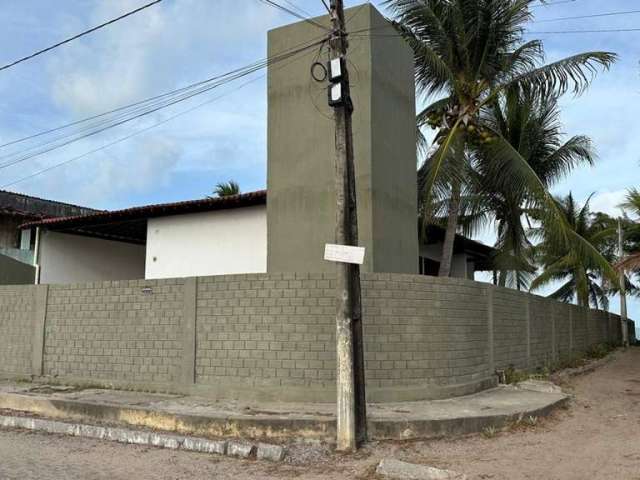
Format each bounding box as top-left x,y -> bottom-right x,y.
145,206 -> 267,279
419,243 -> 474,279
38,231 -> 145,284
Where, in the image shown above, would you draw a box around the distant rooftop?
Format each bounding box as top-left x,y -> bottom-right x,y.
0,190 -> 99,220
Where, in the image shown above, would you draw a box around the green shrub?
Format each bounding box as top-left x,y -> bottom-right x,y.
585,343 -> 614,359
504,365 -> 529,384
482,425 -> 498,439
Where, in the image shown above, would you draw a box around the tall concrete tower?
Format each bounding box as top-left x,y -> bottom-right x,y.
267,4 -> 418,273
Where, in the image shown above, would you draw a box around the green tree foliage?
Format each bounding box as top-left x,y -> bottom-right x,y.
615,188 -> 640,272
530,193 -> 616,308
453,90 -> 596,290
387,0 -> 617,279
213,180 -> 240,198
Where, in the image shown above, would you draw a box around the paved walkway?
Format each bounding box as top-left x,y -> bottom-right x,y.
0,348 -> 638,479
0,376 -> 566,441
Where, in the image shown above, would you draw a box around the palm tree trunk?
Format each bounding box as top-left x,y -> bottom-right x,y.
438,181 -> 461,277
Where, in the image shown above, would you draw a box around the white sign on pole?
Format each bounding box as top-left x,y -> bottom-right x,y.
324,244 -> 365,265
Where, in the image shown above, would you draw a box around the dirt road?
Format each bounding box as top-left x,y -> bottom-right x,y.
0,348 -> 638,479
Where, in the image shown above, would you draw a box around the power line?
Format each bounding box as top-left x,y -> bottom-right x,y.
320,0 -> 331,13
528,27 -> 640,33
279,0 -> 317,19
5,42 -> 322,188
0,52 -> 292,152
349,19 -> 640,38
0,36 -> 328,171
1,42 -> 322,188
257,0 -> 329,30
536,9 -> 640,23
0,0 -> 163,73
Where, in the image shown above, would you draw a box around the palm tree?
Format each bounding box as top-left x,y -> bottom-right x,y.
388,0 -> 616,278
455,89 -> 596,289
213,180 -> 240,198
530,193 -> 615,308
616,188 -> 640,271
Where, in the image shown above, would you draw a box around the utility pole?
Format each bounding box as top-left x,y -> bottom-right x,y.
328,0 -> 367,452
618,218 -> 629,347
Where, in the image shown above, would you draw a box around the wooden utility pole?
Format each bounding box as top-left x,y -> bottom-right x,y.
618,219 -> 629,347
328,0 -> 366,452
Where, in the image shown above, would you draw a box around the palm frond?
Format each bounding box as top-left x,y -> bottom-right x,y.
483,135 -> 618,286
490,51 -> 617,100
537,135 -> 595,186
616,252 -> 640,272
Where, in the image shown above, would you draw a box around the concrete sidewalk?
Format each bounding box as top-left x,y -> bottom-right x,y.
0,380 -> 567,442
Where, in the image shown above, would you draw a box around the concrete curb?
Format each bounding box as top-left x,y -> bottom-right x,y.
368,395 -> 569,440
0,414 -> 285,462
0,387 -> 569,442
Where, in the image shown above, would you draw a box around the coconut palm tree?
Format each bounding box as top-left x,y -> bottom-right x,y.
213,180 -> 240,198
530,193 -> 616,308
388,0 -> 616,278
616,188 -> 640,271
453,89 -> 596,289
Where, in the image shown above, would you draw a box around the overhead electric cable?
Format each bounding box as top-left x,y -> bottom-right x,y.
349,20 -> 640,38
257,0 -> 329,30
528,27 -> 640,33
0,36 -> 327,171
0,39 -> 319,152
535,9 -> 640,22
279,0 -> 316,19
0,0 -> 163,73
1,43 -> 320,188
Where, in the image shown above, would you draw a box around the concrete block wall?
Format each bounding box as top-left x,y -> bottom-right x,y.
195,273 -> 336,397
493,288 -> 528,371
43,279 -> 184,385
0,274 -> 631,402
362,275 -> 491,401
0,285 -> 37,375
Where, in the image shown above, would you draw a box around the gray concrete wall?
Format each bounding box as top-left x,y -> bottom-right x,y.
43,279 -> 184,384
0,274 -> 630,402
0,285 -> 36,375
266,4 -> 418,274
0,253 -> 35,285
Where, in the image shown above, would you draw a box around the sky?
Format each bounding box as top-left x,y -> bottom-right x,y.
0,0 -> 638,328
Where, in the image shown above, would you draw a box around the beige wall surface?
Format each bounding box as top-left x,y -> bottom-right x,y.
0,273 -> 631,403
39,231 -> 145,284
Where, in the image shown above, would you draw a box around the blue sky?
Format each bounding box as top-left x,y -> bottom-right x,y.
0,0 -> 638,326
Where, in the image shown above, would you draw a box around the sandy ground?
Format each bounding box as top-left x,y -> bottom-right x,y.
0,348 -> 638,480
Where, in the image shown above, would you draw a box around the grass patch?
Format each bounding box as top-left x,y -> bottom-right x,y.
482,425 -> 498,439
499,344 -> 617,385
585,342 -> 616,360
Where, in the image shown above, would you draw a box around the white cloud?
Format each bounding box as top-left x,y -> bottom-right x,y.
0,0 -> 287,206
590,190 -> 628,218
47,0 -> 279,116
